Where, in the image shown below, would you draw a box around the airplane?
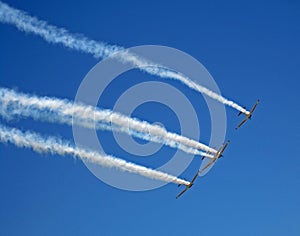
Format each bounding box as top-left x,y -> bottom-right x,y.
176,170 -> 199,199
199,140 -> 230,175
176,141 -> 230,199
236,100 -> 260,130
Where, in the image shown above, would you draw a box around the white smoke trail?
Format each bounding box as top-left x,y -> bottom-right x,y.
0,1 -> 250,115
0,124 -> 190,186
0,87 -> 216,156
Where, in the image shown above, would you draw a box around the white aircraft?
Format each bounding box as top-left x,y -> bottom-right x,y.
198,140 -> 230,175
236,100 -> 260,130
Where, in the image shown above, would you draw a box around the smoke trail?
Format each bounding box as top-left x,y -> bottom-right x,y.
0,87 -> 216,156
0,124 -> 190,185
0,1 -> 119,58
0,1 -> 250,115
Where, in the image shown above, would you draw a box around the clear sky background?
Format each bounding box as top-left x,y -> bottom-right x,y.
0,0 -> 299,235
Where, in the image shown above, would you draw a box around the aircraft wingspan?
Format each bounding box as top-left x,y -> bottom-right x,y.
176,171 -> 199,199
236,100 -> 259,130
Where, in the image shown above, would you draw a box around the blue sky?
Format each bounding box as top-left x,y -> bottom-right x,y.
0,0 -> 299,235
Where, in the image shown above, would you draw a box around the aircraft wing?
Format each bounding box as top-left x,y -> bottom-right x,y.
190,171 -> 199,184
250,100 -> 259,113
176,186 -> 190,199
235,117 -> 248,130
220,140 -> 230,153
199,158 -> 217,175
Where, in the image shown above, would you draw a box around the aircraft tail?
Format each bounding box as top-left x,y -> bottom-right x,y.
238,107 -> 246,116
